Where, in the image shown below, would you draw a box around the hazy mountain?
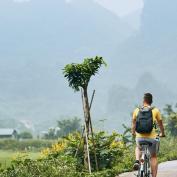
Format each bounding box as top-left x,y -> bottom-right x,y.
0,0 -> 132,57
0,0 -> 132,131
106,0 -> 177,130
113,0 -> 177,89
0,0 -> 177,132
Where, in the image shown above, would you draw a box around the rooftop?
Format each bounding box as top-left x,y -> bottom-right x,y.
0,129 -> 17,136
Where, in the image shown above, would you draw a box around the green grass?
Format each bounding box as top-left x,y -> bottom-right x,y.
0,150 -> 40,168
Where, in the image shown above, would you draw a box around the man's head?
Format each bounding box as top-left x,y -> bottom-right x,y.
143,93 -> 153,105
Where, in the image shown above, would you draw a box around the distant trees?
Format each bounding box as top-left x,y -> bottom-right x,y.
57,117 -> 81,137
44,117 -> 81,139
18,131 -> 33,139
44,128 -> 57,140
163,104 -> 177,137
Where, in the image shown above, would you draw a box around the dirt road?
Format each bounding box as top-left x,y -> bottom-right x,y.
118,160 -> 177,177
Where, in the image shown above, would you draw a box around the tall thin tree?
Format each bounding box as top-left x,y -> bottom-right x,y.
63,56 -> 106,170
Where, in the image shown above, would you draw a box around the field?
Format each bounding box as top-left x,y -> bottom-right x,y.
0,150 -> 40,168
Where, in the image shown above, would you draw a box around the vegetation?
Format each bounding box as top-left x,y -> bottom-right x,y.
0,103 -> 177,177
0,139 -> 54,151
0,155 -> 80,177
163,104 -> 177,137
63,56 -> 106,132
18,131 -> 33,139
0,150 -> 40,169
43,117 -> 81,139
57,117 -> 81,137
43,127 -> 58,140
0,125 -> 177,176
63,56 -> 106,169
0,131 -> 132,177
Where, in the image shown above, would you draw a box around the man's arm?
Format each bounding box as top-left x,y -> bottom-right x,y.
131,118 -> 136,136
132,109 -> 138,136
156,109 -> 165,137
157,119 -> 165,137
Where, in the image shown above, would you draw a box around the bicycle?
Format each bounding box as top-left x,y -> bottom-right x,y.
137,141 -> 152,177
136,137 -> 160,177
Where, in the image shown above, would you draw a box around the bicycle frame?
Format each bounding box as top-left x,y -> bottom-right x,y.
137,145 -> 151,177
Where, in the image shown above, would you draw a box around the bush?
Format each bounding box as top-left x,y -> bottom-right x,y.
0,155 -> 80,177
41,131 -> 128,172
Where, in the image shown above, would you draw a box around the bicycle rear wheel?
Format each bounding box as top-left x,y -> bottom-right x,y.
140,171 -> 144,177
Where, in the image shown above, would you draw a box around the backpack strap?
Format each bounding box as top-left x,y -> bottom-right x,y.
150,106 -> 155,111
138,106 -> 155,111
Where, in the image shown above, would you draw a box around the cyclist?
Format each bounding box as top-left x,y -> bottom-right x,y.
131,93 -> 165,177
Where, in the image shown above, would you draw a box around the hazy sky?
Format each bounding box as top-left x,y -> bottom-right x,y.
13,0 -> 144,17
95,0 -> 143,17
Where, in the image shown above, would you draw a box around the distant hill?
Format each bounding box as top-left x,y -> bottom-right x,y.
0,0 -> 177,132
112,0 -> 177,89
106,0 -> 177,131
0,0 -> 131,57
0,0 -> 132,132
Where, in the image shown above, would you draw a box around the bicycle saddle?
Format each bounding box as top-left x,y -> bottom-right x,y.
139,141 -> 152,146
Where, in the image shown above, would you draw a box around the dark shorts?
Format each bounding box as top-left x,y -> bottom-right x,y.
136,138 -> 160,155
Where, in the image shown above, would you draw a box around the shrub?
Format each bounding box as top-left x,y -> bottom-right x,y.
0,155 -> 80,177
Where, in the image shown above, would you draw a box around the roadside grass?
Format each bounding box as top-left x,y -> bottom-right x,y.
0,150 -> 40,168
158,137 -> 177,163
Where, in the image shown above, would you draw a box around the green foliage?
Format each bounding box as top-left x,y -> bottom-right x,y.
166,113 -> 177,136
63,56 -> 106,91
163,104 -> 177,137
0,139 -> 53,151
163,104 -> 174,116
0,131 -> 131,177
46,131 -> 129,173
57,117 -> 81,137
158,137 -> 177,162
44,127 -> 57,140
18,131 -> 33,139
122,124 -> 135,144
1,130 -> 177,177
89,131 -> 125,170
0,150 -> 40,169
0,155 -> 80,177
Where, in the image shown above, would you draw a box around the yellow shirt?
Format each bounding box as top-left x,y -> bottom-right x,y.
133,107 -> 162,139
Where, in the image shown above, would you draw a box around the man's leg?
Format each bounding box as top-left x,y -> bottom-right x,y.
133,146 -> 141,170
151,153 -> 158,177
135,146 -> 141,160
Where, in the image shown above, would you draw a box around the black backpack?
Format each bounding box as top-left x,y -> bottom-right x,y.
135,107 -> 154,134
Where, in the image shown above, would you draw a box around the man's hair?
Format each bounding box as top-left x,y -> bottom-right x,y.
144,93 -> 153,105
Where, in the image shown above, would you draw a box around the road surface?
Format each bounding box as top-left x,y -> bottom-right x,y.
118,160 -> 177,177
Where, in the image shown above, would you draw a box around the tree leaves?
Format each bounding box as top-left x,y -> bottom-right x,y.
63,56 -> 106,92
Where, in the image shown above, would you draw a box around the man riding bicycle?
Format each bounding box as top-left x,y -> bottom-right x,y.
131,93 -> 165,177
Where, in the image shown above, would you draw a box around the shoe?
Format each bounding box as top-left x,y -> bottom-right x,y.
133,160 -> 140,170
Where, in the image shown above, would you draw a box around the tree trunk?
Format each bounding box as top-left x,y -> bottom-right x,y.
82,87 -> 91,172
83,87 -> 91,134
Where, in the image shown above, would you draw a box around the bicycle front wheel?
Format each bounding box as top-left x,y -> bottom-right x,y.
140,171 -> 144,177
